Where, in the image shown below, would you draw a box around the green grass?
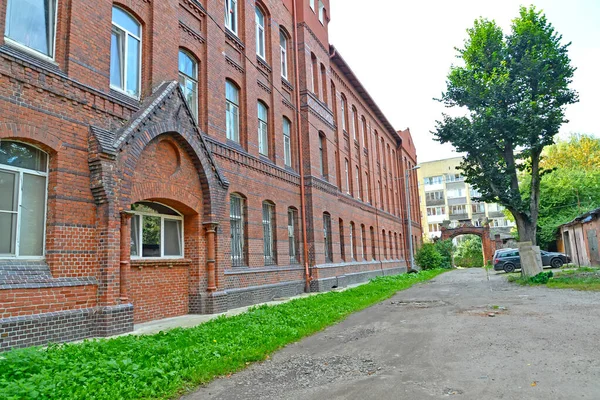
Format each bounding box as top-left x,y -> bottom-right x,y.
507,267 -> 600,291
0,269 -> 445,400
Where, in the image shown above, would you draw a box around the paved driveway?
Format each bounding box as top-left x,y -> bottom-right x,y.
185,269 -> 600,399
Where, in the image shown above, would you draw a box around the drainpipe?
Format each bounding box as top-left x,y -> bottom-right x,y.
292,0 -> 311,293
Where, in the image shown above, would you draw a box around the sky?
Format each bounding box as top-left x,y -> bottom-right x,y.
328,0 -> 600,162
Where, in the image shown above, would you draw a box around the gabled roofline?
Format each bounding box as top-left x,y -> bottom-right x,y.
329,45 -> 401,145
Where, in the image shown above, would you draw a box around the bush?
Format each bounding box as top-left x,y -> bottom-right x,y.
434,239 -> 454,268
529,271 -> 553,284
454,236 -> 484,268
415,243 -> 443,270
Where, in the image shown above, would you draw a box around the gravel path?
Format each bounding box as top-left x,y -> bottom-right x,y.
184,269 -> 600,399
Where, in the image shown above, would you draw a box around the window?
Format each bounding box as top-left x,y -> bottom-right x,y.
340,95 -> 347,131
280,31 -> 288,79
426,206 -> 445,216
255,7 -> 265,59
320,64 -> 328,104
178,50 -> 198,121
394,233 -> 399,259
470,188 -> 481,198
339,218 -> 345,261
472,203 -> 485,213
355,166 -> 361,199
262,201 -> 276,265
361,224 -> 366,260
230,194 -> 245,266
111,7 -> 141,98
446,173 -> 464,182
389,233 -> 393,259
5,0 -> 57,58
344,158 -> 350,195
226,80 -> 240,142
447,188 -> 465,198
351,107 -> 358,140
310,0 -> 315,11
370,226 -> 376,260
258,101 -> 269,156
319,133 -> 326,177
449,204 -> 468,215
361,117 -> 368,148
318,1 -> 325,24
0,141 -> 48,258
288,208 -> 299,264
283,118 -> 292,167
365,172 -> 371,203
349,222 -> 356,260
130,202 -> 183,258
311,53 -> 319,95
323,213 -> 332,262
425,191 -> 444,201
382,230 -> 387,259
428,223 -> 442,233
224,0 -> 238,34
424,176 -> 443,186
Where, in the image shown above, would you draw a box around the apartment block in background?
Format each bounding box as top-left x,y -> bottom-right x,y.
417,157 -> 515,240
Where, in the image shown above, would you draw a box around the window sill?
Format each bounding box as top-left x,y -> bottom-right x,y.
130,258 -> 191,269
4,37 -> 57,65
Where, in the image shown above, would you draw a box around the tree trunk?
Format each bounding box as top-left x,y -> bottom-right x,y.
513,212 -> 536,245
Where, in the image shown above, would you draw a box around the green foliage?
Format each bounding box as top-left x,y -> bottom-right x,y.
0,270 -> 445,400
454,236 -> 484,268
520,135 -> 600,249
415,243 -> 443,270
434,239 -> 454,269
432,6 -> 578,243
529,271 -> 553,284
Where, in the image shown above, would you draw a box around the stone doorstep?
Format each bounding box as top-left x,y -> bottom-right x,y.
110,280 -> 372,338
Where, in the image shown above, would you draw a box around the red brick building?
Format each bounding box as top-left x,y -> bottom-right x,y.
0,0 -> 421,350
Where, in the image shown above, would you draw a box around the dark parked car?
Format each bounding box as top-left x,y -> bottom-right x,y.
493,249 -> 571,273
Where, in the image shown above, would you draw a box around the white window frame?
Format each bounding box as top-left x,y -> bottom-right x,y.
263,202 -> 276,265
226,80 -> 240,143
255,7 -> 266,60
355,166 -> 361,199
352,107 -> 357,140
5,0 -> 58,61
310,0 -> 315,11
318,1 -> 325,24
0,148 -> 48,260
280,31 -> 288,79
341,97 -> 347,131
258,101 -> 269,156
345,159 -> 350,195
178,49 -> 198,122
110,7 -> 142,99
283,118 -> 292,167
349,223 -> 355,260
230,194 -> 245,266
130,203 -> 184,260
224,0 -> 238,35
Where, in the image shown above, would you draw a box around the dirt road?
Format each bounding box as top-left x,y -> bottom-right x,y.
185,269 -> 600,399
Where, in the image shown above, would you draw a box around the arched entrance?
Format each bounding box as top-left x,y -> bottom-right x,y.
440,221 -> 497,265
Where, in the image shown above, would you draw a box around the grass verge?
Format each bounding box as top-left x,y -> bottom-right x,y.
0,269 -> 445,400
507,267 -> 600,291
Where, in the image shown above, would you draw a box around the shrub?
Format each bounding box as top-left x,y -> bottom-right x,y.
529,271 -> 553,284
415,243 -> 443,270
454,236 -> 483,268
434,239 -> 454,269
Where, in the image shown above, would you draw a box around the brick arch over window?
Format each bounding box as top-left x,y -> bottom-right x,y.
89,81 -> 229,222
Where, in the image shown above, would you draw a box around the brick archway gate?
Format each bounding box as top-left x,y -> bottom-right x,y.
440,222 -> 497,265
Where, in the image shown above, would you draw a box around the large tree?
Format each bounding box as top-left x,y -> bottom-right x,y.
433,6 -> 578,244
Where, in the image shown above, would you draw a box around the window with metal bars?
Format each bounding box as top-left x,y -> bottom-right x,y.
230,194 -> 245,266
323,213 -> 332,262
339,218 -> 345,261
288,208 -> 299,264
263,201 -> 276,265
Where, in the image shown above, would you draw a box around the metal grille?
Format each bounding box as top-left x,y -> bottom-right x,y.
263,202 -> 276,265
323,213 -> 332,262
288,209 -> 298,264
230,195 -> 244,266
